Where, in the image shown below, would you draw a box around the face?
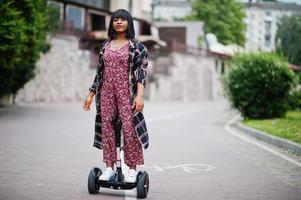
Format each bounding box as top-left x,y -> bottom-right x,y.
112,17 -> 128,33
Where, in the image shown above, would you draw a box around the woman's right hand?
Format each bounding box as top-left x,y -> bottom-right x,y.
82,92 -> 94,111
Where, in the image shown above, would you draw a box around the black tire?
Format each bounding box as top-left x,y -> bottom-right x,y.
137,172 -> 149,199
87,167 -> 102,194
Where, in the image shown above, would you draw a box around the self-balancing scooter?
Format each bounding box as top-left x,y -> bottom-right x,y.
87,125 -> 149,198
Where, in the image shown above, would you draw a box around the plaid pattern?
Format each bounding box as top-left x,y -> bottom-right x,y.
133,112 -> 149,149
89,39 -> 149,150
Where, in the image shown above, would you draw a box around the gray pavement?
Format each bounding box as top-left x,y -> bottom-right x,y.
0,100 -> 301,200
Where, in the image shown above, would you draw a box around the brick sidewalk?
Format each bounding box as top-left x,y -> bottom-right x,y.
1,101 -> 301,200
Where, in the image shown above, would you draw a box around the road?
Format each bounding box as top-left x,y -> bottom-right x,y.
0,100 -> 301,200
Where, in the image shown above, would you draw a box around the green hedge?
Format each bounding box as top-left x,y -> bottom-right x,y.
224,52 -> 295,119
288,88 -> 301,110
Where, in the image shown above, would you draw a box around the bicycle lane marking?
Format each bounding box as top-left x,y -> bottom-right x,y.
123,108 -> 206,200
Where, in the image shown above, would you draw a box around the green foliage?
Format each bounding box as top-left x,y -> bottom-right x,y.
243,111 -> 301,144
187,0 -> 246,46
46,3 -> 60,37
0,1 -> 26,96
0,0 -> 49,98
298,72 -> 301,84
224,52 -> 295,119
276,13 -> 301,66
287,87 -> 301,110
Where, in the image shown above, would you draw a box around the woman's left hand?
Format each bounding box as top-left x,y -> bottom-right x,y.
132,96 -> 144,113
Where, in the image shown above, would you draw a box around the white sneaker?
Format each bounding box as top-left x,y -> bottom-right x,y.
125,169 -> 137,183
99,167 -> 114,181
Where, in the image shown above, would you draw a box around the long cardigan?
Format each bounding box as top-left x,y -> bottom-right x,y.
89,38 -> 149,150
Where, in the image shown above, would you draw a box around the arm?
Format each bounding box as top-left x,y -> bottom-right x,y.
83,90 -> 95,111
83,73 -> 97,111
82,40 -> 108,111
132,82 -> 144,112
135,45 -> 148,87
132,43 -> 149,112
83,56 -> 100,111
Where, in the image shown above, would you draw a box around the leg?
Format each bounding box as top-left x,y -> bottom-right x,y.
116,87 -> 144,167
100,84 -> 118,166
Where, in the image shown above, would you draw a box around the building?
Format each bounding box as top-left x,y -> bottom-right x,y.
244,2 -> 301,52
111,0 -> 153,21
48,0 -> 165,68
151,0 -> 192,21
14,0 -> 166,103
152,0 -> 301,52
48,0 -> 153,37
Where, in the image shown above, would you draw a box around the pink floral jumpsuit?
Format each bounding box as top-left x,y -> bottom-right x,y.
100,41 -> 144,166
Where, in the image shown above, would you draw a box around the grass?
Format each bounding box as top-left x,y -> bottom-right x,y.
243,111 -> 301,144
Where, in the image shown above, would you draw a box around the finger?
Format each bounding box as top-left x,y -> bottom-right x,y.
133,100 -> 137,109
134,105 -> 139,113
137,105 -> 142,112
83,103 -> 90,111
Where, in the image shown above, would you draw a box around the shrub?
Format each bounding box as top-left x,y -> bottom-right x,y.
224,52 -> 295,119
287,88 -> 301,110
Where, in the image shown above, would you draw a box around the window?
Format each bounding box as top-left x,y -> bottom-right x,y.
265,34 -> 271,47
264,20 -> 272,32
91,14 -> 106,31
66,5 -> 84,30
265,11 -> 271,16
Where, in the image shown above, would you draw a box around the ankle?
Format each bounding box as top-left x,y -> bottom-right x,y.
106,163 -> 114,169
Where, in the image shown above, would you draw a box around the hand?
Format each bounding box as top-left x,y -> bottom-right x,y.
82,94 -> 93,111
132,96 -> 144,113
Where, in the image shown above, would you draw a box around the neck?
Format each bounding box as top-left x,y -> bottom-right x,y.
114,32 -> 128,41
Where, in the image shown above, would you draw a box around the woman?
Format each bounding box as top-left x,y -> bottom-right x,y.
82,9 -> 148,183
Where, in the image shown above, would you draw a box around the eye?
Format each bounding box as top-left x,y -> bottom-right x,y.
121,18 -> 126,21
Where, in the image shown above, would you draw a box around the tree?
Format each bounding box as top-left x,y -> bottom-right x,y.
187,0 -> 246,46
0,1 -> 26,97
276,13 -> 301,67
0,0 -> 49,99
46,3 -> 61,39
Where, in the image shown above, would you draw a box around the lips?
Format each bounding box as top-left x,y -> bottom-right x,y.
116,25 -> 123,29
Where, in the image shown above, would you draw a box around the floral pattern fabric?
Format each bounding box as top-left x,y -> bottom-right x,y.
90,39 -> 149,151
101,42 -> 144,166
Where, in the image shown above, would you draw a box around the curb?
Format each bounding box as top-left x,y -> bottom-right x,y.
232,122 -> 301,156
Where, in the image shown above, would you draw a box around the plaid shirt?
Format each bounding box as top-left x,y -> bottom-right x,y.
89,39 -> 149,150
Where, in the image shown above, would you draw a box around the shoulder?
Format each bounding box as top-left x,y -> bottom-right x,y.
100,39 -> 110,51
131,39 -> 148,52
